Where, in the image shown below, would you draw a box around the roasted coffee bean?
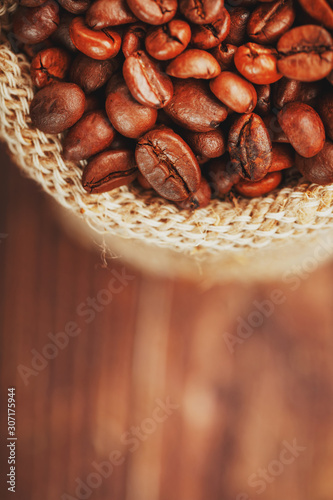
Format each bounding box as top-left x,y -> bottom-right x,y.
262,113 -> 289,143
51,12 -> 77,52
20,0 -> 46,7
164,79 -> 228,132
211,43 -> 237,71
179,0 -> 224,25
69,17 -> 121,60
63,110 -> 115,161
22,40 -> 53,59
58,0 -> 90,14
317,91 -> 333,141
235,43 -> 282,85
183,129 -> 226,159
205,155 -> 240,197
30,48 -> 71,89
277,26 -> 333,82
247,0 -> 295,44
70,54 -> 118,94
190,10 -> 230,50
228,113 -> 272,181
177,178 -> 211,209
86,0 -> 137,29
122,23 -> 147,58
82,150 -> 138,193
126,0 -> 177,25
13,0 -> 59,44
166,49 -> 221,79
224,7 -> 250,46
297,0 -> 333,31
273,78 -> 323,110
254,84 -> 271,116
145,20 -> 191,60
210,71 -> 257,114
268,143 -> 295,172
30,82 -> 85,134
136,127 -> 201,201
277,102 -> 325,158
296,140 -> 333,185
235,171 -> 282,197
105,75 -> 158,139
123,51 -> 174,108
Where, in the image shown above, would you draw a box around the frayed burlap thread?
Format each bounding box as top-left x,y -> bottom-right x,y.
1,2 -> 333,281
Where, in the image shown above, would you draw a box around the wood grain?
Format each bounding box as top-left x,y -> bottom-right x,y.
1,143 -> 333,500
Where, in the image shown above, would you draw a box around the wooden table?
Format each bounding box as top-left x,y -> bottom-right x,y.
1,143 -> 333,500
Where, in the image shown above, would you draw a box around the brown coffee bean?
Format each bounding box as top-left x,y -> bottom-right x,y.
63,110 -> 115,161
247,0 -> 295,44
126,0 -> 177,25
13,0 -> 59,44
296,140 -> 333,185
228,113 -> 272,181
254,84 -> 271,116
177,178 -> 211,209
317,90 -> 333,141
179,0 -> 224,25
262,113 -> 289,143
164,79 -> 228,132
190,10 -> 230,50
224,7 -> 251,46
30,82 -> 86,134
123,51 -> 174,109
210,71 -> 257,114
82,150 -> 138,193
211,43 -> 237,71
205,155 -> 240,197
137,171 -> 152,189
122,23 -> 147,58
69,17 -> 121,60
277,25 -> 333,82
166,49 -> 221,79
235,171 -> 282,197
273,77 -> 323,110
51,12 -> 77,52
58,0 -> 90,14
70,54 -> 118,94
31,48 -> 71,88
136,127 -> 201,201
235,43 -> 282,85
105,75 -> 158,139
21,40 -> 53,59
86,0 -> 137,29
298,0 -> 333,31
268,143 -> 295,172
183,128 -> 226,159
20,0 -> 46,6
145,20 -> 191,60
277,102 -> 325,158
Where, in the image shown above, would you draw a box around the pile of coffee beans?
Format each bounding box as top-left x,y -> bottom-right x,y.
11,0 -> 333,209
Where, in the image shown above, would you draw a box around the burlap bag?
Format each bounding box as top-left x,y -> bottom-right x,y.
1,0 -> 333,281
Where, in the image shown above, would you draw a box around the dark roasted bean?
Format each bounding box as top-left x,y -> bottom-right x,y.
191,10 -> 230,50
296,140 -> 333,185
247,0 -> 295,44
31,47 -> 71,88
210,71 -> 257,114
13,0 -> 59,44
69,16 -> 121,60
122,23 -> 148,58
86,0 -> 137,29
179,0 -> 224,25
235,43 -> 282,85
126,0 -> 177,25
183,128 -> 226,159
145,20 -> 191,60
166,49 -> 221,79
70,54 -> 118,94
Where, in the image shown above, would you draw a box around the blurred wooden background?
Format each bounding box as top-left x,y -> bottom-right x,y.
1,143 -> 333,500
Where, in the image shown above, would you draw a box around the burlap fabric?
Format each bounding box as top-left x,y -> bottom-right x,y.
1,0 -> 333,281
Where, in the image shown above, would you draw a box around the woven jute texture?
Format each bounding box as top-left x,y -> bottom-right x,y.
2,0 -> 333,281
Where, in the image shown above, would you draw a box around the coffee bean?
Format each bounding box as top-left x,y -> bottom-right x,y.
145,20 -> 191,60
165,79 -> 228,132
296,140 -> 333,185
30,82 -> 85,134
277,25 -> 333,82
235,171 -> 282,197
277,102 -> 325,158
210,71 -> 257,114
273,77 -> 323,110
179,0 -> 224,25
166,49 -> 221,79
228,113 -> 272,181
82,150 -> 138,193
63,110 -> 115,161
268,143 -> 295,172
20,0 -> 47,6
211,43 -> 237,71
58,0 -> 90,14
247,0 -> 295,44
205,155 -> 240,197
105,75 -> 158,139
235,43 -> 282,85
224,7 -> 250,46
69,16 -> 121,60
51,12 -> 77,52
317,90 -> 333,141
31,47 -> 71,88
86,0 -> 137,29
70,54 -> 118,94
254,84 -> 271,116
177,178 -> 211,209
126,0 -> 177,25
297,0 -> 333,31
190,10 -> 230,50
262,113 -> 289,143
136,127 -> 201,201
13,0 -> 59,44
123,51 -> 174,108
183,129 -> 226,159
122,23 -> 147,58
